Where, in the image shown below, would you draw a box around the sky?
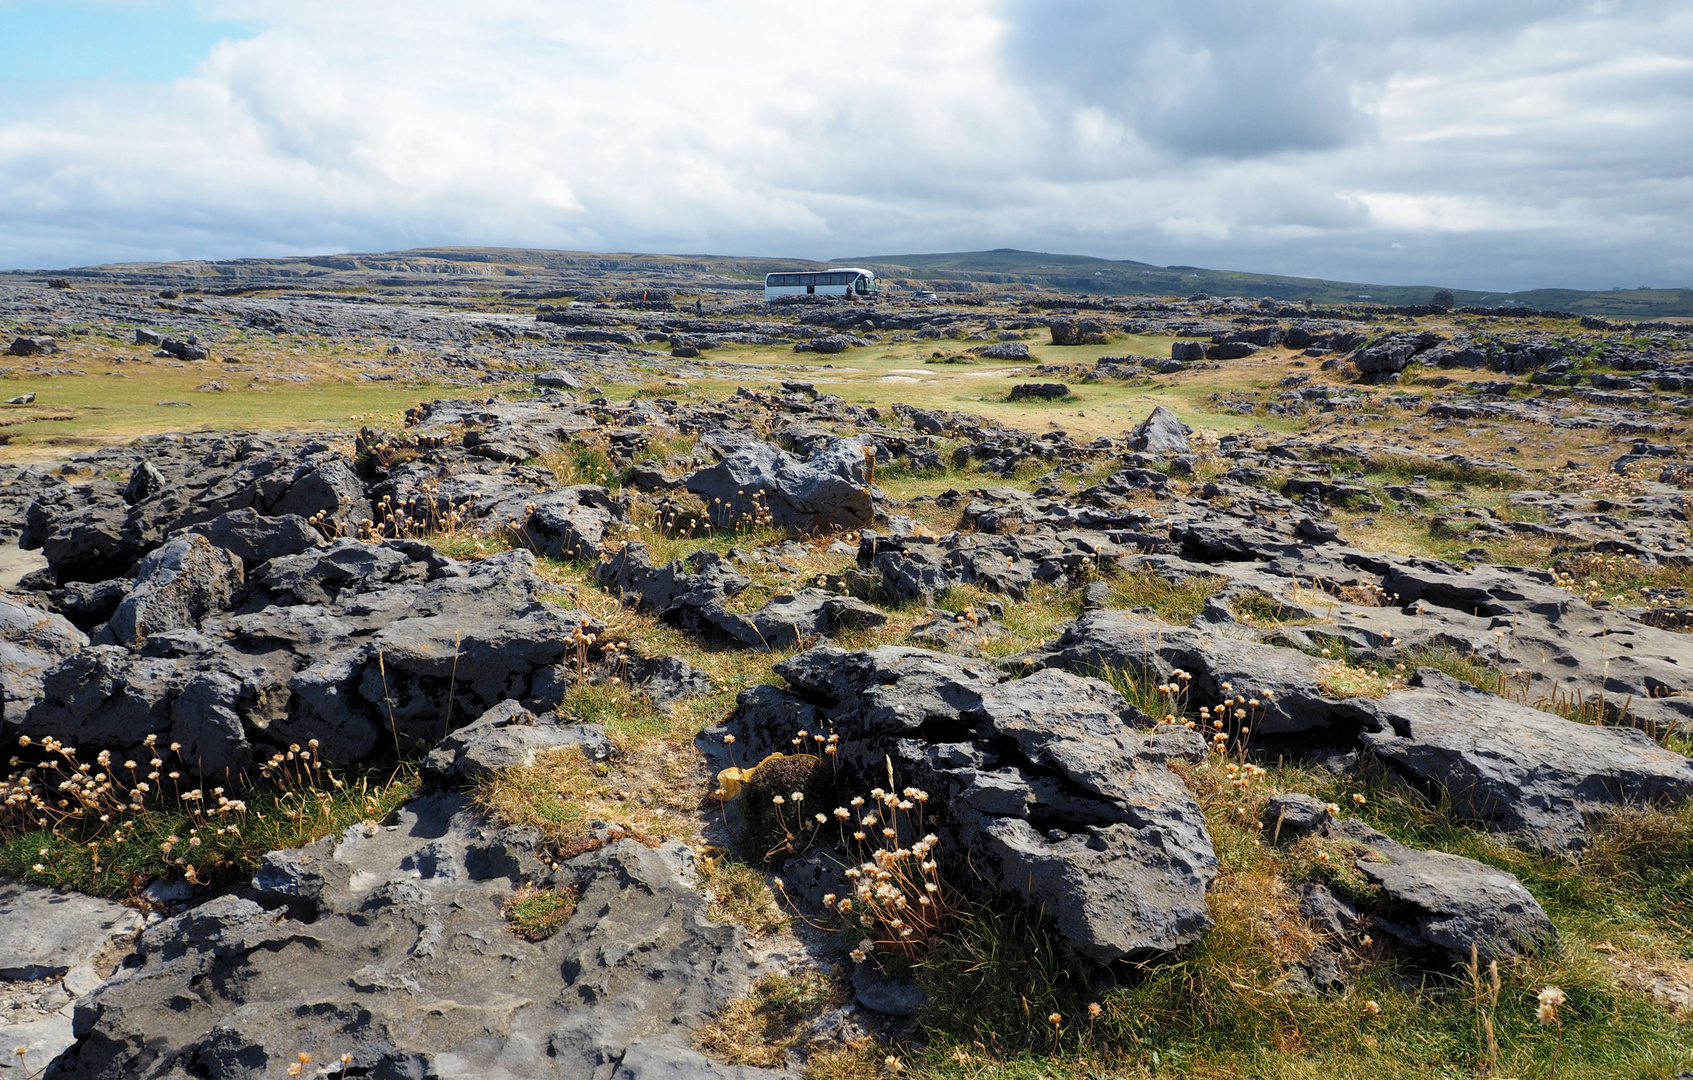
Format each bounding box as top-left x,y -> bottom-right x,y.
0,0 -> 1689,291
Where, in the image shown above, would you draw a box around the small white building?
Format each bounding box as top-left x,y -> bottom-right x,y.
764,268 -> 878,299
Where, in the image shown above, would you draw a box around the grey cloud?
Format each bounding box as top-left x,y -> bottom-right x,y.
1000,0 -> 1600,160
0,1 -> 1691,292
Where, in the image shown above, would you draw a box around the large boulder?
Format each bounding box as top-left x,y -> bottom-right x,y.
1352,331 -> 1444,376
1048,318 -> 1109,346
975,341 -> 1030,360
7,336 -> 59,357
713,646 -> 1218,964
1008,382 -> 1070,401
1131,405 -> 1191,454
686,436 -> 872,532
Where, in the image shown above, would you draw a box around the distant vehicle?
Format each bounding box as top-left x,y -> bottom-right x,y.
765,268 -> 878,300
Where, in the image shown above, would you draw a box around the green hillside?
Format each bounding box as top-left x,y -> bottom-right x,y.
837,249 -> 1693,318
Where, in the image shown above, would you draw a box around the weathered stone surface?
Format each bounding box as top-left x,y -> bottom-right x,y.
10,545 -> 598,772
422,700 -> 613,784
1352,331 -> 1444,376
515,484 -> 629,561
1008,382 -> 1070,401
46,795 -> 776,1080
6,336 -> 58,357
686,436 -> 872,532
103,534 -> 243,646
975,341 -> 1030,360
1358,672 -> 1693,851
1048,318 -> 1108,346
1338,820 -> 1556,963
1262,792 -> 1333,843
630,654 -> 714,710
710,588 -> 887,650
1132,405 -> 1191,454
1029,609 -> 1360,736
185,508 -> 322,565
0,882 -> 142,981
0,594 -> 87,720
714,647 -> 1217,965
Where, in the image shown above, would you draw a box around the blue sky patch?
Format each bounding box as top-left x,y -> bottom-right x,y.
0,1 -> 257,82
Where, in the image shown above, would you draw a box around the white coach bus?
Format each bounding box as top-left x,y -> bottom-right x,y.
764,268 -> 878,299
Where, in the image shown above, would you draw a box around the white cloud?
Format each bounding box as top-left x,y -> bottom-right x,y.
0,0 -> 1689,289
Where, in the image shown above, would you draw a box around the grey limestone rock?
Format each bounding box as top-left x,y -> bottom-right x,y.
709,588 -> 887,651
686,436 -> 872,532
1339,820 -> 1556,963
121,462 -> 165,505
1352,331 -> 1444,376
1132,405 -> 1191,454
103,533 -> 243,646
1048,318 -> 1108,346
0,881 -> 142,981
422,700 -> 613,785
975,340 -> 1030,360
1358,672 -> 1693,851
186,508 -> 322,565
1262,792 -> 1333,843
48,795 -> 773,1080
728,647 -> 1217,965
1008,382 -> 1071,401
516,484 -> 629,562
0,594 -> 87,720
631,654 -> 714,710
1030,609 -> 1362,737
6,336 -> 59,357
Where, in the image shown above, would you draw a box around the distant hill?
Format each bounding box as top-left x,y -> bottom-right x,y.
836,249 -> 1693,319
22,245 -> 1693,319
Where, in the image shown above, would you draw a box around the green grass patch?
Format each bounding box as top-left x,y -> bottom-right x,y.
876,758 -> 1693,1079
503,883 -> 579,941
549,681 -> 669,739
1100,567 -> 1226,624
698,856 -> 789,937
1,747 -> 416,898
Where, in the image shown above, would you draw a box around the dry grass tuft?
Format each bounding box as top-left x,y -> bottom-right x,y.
473,736 -> 705,861
1315,660 -> 1405,700
698,856 -> 788,937
694,971 -> 849,1068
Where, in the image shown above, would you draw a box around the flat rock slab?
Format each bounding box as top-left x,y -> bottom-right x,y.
1360,672 -> 1693,851
0,1012 -> 73,1077
48,794 -> 778,1080
0,881 -> 142,981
